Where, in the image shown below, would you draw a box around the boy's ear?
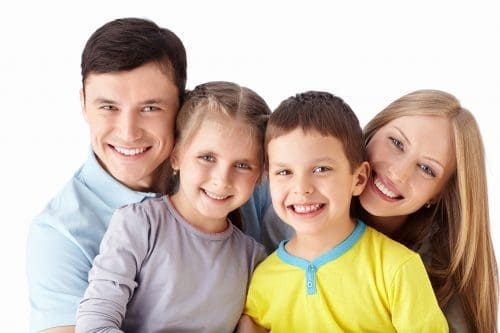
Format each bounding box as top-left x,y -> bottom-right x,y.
80,88 -> 88,122
352,161 -> 370,196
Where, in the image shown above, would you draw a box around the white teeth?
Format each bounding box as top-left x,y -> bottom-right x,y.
374,178 -> 398,198
114,146 -> 147,156
204,190 -> 229,200
293,204 -> 322,213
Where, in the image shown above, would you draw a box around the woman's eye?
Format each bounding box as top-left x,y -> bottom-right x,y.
199,155 -> 215,162
390,137 -> 404,151
313,166 -> 331,173
419,164 -> 436,177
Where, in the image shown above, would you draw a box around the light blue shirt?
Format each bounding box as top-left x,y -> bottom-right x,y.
26,150 -> 280,332
26,151 -> 159,332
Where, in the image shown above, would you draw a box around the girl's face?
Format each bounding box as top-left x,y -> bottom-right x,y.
170,116 -> 261,233
359,115 -> 456,220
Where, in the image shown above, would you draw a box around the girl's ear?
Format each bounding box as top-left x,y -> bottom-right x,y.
352,161 -> 370,196
170,146 -> 180,170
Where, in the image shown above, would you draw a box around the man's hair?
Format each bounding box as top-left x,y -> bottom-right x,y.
81,17 -> 187,102
266,91 -> 365,171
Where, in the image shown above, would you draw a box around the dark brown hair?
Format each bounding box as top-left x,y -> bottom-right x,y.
266,91 -> 365,171
81,17 -> 187,102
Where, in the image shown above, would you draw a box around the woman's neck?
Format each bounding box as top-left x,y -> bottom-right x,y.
363,213 -> 408,237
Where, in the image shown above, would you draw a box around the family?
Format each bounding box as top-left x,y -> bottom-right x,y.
27,17 -> 498,333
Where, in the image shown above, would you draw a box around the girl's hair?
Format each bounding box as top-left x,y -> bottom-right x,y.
169,81 -> 271,228
362,89 -> 498,332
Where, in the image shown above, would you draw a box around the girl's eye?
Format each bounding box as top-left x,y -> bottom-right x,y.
313,166 -> 331,173
276,169 -> 291,176
235,162 -> 251,170
390,137 -> 404,151
419,164 -> 436,177
199,155 -> 215,162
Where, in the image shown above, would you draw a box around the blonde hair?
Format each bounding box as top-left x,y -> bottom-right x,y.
363,89 -> 498,332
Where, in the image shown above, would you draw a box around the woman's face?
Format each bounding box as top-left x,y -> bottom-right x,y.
359,115 -> 456,218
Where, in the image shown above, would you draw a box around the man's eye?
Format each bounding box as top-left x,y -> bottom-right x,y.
101,105 -> 117,111
419,164 -> 436,177
143,106 -> 158,112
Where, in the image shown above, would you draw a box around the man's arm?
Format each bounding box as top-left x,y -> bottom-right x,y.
41,326 -> 74,333
27,222 -> 91,332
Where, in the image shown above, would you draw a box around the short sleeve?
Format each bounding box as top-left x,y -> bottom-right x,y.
389,254 -> 449,332
27,221 -> 91,332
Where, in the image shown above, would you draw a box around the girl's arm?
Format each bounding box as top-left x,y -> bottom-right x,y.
75,205 -> 151,333
237,315 -> 269,333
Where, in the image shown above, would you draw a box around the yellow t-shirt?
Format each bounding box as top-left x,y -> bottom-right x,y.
245,221 -> 448,332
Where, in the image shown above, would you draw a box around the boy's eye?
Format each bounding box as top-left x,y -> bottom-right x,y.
389,137 -> 404,151
235,162 -> 251,170
276,169 -> 291,176
419,164 -> 436,177
313,166 -> 331,173
199,155 -> 215,162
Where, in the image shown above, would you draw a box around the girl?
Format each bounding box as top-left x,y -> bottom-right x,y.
358,89 -> 498,332
76,81 -> 271,333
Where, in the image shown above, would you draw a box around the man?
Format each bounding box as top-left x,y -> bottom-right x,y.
27,18 -> 186,333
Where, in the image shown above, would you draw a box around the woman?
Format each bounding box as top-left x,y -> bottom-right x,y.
358,89 -> 498,332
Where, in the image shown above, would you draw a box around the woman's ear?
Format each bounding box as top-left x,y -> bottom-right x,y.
170,146 -> 180,171
352,161 -> 370,196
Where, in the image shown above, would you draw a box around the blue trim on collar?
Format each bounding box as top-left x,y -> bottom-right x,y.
277,220 -> 366,295
79,148 -> 159,209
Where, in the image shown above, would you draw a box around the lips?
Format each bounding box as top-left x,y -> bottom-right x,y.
287,203 -> 326,217
202,189 -> 231,201
371,173 -> 403,200
111,145 -> 150,156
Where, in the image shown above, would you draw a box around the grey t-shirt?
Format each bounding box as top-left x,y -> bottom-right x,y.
76,196 -> 267,333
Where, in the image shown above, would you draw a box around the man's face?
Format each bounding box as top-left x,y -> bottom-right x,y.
81,62 -> 179,191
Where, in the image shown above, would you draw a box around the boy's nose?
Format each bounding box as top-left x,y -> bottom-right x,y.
293,175 -> 313,195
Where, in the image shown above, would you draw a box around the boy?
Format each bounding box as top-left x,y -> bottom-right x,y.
239,92 -> 448,332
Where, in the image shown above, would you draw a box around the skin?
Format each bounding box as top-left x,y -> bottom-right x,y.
170,117 -> 261,233
358,115 -> 456,235
81,61 -> 179,192
267,128 -> 369,261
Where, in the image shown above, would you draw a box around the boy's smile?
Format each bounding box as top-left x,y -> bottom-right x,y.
267,128 -> 367,238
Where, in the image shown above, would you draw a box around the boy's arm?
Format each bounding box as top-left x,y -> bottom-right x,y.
390,254 -> 449,332
237,315 -> 269,333
75,206 -> 151,332
27,222 -> 91,332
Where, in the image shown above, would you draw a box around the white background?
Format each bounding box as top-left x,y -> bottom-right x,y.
0,1 -> 498,330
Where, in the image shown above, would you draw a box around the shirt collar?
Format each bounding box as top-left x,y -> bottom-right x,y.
79,148 -> 160,209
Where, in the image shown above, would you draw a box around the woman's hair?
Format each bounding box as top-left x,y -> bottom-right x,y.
168,81 -> 271,228
362,89 -> 498,332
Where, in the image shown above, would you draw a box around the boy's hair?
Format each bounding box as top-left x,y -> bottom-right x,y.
266,91 -> 365,171
81,17 -> 187,102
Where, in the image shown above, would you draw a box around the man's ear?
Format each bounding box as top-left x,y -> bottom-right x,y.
352,161 -> 370,196
80,88 -> 88,122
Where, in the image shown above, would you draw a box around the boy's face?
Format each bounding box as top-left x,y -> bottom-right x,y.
267,128 -> 368,236
81,62 -> 179,191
